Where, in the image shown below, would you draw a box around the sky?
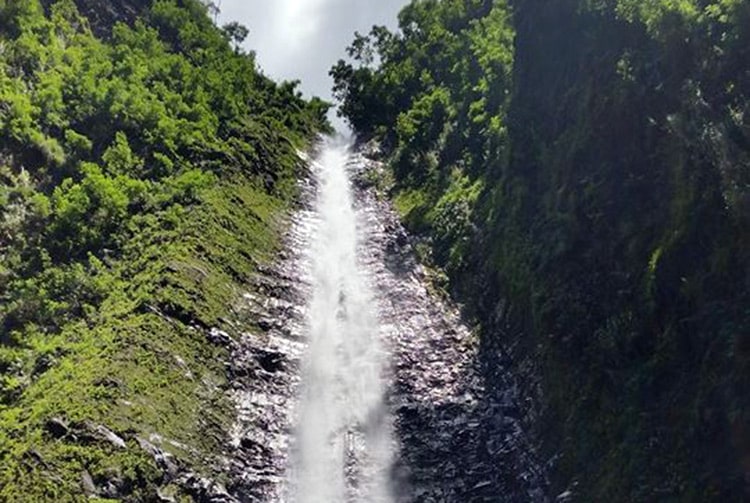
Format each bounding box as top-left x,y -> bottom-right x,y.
216,0 -> 409,131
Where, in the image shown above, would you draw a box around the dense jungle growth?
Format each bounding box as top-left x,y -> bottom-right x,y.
0,0 -> 329,500
332,0 -> 750,500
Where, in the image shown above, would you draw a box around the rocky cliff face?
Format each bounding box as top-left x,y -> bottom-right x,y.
220,144 -> 549,502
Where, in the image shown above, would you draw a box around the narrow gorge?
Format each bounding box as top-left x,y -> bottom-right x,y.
0,0 -> 748,502
225,140 -> 547,502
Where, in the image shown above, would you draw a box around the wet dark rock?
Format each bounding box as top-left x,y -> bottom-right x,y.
395,230 -> 409,247
350,150 -> 549,502
32,353 -> 57,377
254,349 -> 285,374
45,417 -> 69,439
218,173 -> 315,501
137,436 -> 179,477
99,468 -> 126,499
256,317 -> 275,331
178,473 -> 237,503
207,328 -> 235,348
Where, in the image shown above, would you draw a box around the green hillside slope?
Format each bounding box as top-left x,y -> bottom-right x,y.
0,1 -> 329,500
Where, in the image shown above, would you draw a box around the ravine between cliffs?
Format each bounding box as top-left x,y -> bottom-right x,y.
221,139 -> 549,502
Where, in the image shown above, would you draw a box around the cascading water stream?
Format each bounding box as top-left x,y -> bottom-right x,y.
290,139 -> 394,503
225,139 -> 547,502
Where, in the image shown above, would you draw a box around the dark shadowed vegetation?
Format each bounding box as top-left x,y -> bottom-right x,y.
332,0 -> 750,499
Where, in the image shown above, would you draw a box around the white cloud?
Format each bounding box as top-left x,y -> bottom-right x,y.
280,0 -> 328,48
216,0 -> 409,130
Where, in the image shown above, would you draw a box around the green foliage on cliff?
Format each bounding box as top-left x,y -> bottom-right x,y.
334,0 -> 750,500
0,0 -> 330,500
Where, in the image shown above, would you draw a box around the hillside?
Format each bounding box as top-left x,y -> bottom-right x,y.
0,0 -> 329,500
2,0 -> 749,500
332,0 -> 750,500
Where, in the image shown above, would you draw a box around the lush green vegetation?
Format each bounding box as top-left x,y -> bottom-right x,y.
333,0 -> 750,499
0,0 -> 329,500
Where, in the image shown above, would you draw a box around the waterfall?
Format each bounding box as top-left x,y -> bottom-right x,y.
290,139 -> 394,503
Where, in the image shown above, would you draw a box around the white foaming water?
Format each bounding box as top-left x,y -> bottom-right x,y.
290,139 -> 394,503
